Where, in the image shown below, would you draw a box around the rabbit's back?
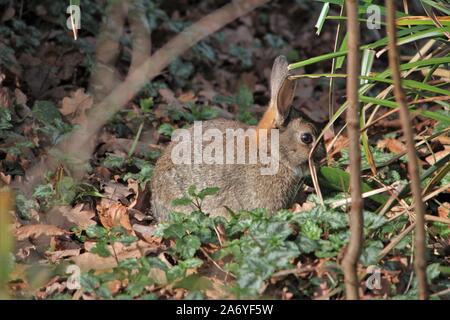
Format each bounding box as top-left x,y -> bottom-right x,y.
151,119 -> 300,221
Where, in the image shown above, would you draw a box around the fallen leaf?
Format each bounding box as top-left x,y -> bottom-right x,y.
63,204 -> 96,228
133,224 -> 158,243
178,91 -> 196,104
60,88 -> 93,124
15,224 -> 67,241
97,200 -> 133,233
377,138 -> 406,154
71,241 -> 157,272
425,147 -> 450,165
438,202 -> 450,219
46,249 -> 81,263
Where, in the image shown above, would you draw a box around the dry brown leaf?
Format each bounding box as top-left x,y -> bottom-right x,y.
14,88 -> 27,105
64,204 -> 96,228
97,200 -> 133,233
71,241 -> 157,272
377,138 -> 406,154
178,91 -> 196,103
102,181 -> 132,202
425,147 -> 450,165
133,224 -> 159,243
438,202 -> 450,220
106,280 -> 122,295
60,88 -> 93,124
15,224 -> 67,241
0,172 -> 11,184
46,249 -> 81,263
0,87 -> 13,108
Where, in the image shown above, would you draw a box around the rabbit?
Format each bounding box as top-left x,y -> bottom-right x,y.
151,56 -> 323,222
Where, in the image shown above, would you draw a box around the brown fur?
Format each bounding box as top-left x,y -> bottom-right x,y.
150,56 -> 323,221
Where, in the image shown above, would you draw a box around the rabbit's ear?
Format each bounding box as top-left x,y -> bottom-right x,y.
258,56 -> 296,130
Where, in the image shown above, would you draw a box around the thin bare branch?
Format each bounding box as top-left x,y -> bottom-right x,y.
385,0 -> 428,300
342,0 -> 363,300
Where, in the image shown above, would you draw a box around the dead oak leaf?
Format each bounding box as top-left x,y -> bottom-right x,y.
377,138 -> 406,154
425,146 -> 450,165
64,204 -> 96,229
438,202 -> 450,220
46,249 -> 81,263
71,241 -> 157,272
96,200 -> 133,233
15,224 -> 67,241
60,88 -> 93,124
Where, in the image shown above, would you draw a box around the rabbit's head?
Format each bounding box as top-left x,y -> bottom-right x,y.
258,56 -> 323,169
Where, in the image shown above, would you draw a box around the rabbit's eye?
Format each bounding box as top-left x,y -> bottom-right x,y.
300,132 -> 314,145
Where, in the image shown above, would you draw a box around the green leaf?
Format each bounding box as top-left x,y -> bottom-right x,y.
80,273 -> 100,293
126,283 -> 145,298
15,194 -> 35,220
33,184 -> 55,200
360,241 -> 383,266
166,265 -> 186,282
163,223 -> 186,239
56,176 -> 77,204
86,225 -> 108,239
360,49 -> 375,85
187,185 -> 197,197
32,100 -> 61,125
171,197 -> 192,207
319,166 -> 388,204
315,2 -> 330,35
180,258 -> 203,269
169,58 -> 194,87
157,123 -> 174,137
296,235 -> 319,254
176,235 -> 201,259
91,241 -> 111,257
229,45 -> 253,68
300,220 -> 322,240
0,108 -> 12,130
139,98 -> 154,112
427,263 -> 441,282
96,284 -> 113,299
197,187 -> 219,200
103,154 -> 125,169
174,274 -> 213,292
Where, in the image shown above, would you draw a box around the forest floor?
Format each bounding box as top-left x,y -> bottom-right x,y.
0,0 -> 449,300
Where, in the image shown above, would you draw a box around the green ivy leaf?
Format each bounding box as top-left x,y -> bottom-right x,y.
300,220 -> 322,240
360,241 -> 383,266
197,187 -> 219,200
176,235 -> 201,259
91,241 -> 111,257
33,184 -> 55,200
32,100 -> 61,125
171,197 -> 192,207
86,225 -> 108,239
103,154 -> 125,169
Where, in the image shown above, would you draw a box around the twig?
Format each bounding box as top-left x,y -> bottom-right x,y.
377,222 -> 415,262
199,247 -> 235,279
330,183 -> 399,209
386,0 -> 428,300
431,287 -> 450,298
342,0 -> 363,301
271,266 -> 316,278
